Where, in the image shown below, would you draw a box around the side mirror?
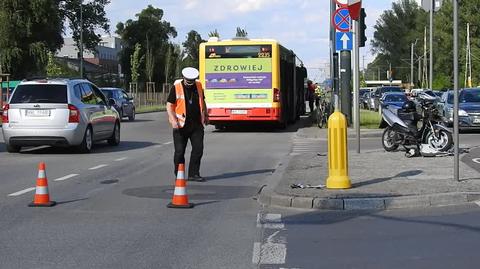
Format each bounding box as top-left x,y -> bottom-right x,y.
108,98 -> 116,106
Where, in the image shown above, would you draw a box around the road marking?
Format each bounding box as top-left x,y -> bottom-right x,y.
115,157 -> 127,162
89,164 -> 108,170
8,187 -> 35,197
473,158 -> 480,164
475,201 -> 480,207
252,242 -> 261,264
257,213 -> 285,229
163,141 -> 173,145
54,174 -> 79,182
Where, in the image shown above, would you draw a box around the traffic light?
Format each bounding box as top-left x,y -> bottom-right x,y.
359,8 -> 367,48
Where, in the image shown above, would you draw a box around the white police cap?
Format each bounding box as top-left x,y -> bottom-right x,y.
182,67 -> 199,80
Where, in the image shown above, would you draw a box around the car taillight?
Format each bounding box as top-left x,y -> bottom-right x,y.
273,88 -> 280,102
68,104 -> 80,123
2,104 -> 9,123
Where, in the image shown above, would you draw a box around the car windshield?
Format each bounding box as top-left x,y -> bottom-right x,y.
383,87 -> 402,93
447,89 -> 480,104
10,84 -> 67,104
384,94 -> 407,102
101,90 -> 115,99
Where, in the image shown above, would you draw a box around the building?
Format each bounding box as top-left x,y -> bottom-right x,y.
57,36 -> 123,75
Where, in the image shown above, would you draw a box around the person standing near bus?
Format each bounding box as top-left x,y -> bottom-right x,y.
306,80 -> 315,114
166,67 -> 209,182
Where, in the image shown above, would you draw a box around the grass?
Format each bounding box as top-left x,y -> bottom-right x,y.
135,105 -> 166,114
360,109 -> 382,129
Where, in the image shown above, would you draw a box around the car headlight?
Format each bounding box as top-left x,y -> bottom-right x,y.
459,109 -> 469,116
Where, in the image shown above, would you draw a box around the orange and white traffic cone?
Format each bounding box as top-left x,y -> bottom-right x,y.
29,162 -> 56,207
167,163 -> 194,208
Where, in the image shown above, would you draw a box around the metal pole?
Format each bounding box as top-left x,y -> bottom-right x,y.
429,0 -> 434,90
353,20 -> 360,153
80,1 -> 84,78
411,42 -> 414,88
453,0 -> 459,182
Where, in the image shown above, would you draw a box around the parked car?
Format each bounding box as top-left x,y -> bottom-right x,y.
380,92 -> 408,110
100,87 -> 135,121
1,78 -> 121,153
366,91 -> 376,111
373,86 -> 403,111
438,88 -> 480,129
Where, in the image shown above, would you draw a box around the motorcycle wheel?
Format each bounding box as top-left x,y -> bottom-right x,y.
426,129 -> 453,152
382,127 -> 399,152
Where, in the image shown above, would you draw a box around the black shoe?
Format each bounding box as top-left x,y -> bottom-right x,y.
188,175 -> 205,182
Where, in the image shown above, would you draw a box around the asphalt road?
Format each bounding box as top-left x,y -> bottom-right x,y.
1,112 -> 479,268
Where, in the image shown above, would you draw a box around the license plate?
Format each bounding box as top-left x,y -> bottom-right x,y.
474,117 -> 480,124
26,109 -> 50,117
231,110 -> 247,115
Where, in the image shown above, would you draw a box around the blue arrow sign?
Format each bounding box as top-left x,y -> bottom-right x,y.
336,32 -> 353,51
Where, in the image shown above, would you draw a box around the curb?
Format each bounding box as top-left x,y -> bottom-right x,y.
295,129 -> 383,139
259,190 -> 480,210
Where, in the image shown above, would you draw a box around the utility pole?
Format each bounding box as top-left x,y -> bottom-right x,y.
410,41 -> 416,89
80,1 -> 84,78
429,0 -> 434,90
353,19 -> 360,153
453,0 -> 459,182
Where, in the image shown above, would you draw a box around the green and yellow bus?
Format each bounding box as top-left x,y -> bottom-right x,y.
199,38 -> 307,128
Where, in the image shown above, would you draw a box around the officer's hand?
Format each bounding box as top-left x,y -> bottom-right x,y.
171,121 -> 179,129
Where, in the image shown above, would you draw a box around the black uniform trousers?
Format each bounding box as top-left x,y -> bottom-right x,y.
173,125 -> 204,177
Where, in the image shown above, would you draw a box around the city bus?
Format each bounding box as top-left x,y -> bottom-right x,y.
199,38 -> 307,129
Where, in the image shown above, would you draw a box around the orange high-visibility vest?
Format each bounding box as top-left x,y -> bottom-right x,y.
173,79 -> 205,128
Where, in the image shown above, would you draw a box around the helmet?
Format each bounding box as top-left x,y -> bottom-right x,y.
402,100 -> 416,112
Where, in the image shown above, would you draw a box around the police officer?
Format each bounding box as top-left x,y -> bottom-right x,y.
166,67 -> 209,181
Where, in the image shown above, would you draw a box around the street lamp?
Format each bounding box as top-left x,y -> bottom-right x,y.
410,39 -> 418,88
80,0 -> 83,78
453,0 -> 459,181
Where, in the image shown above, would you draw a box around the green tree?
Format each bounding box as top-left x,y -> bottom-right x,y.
130,43 -> 143,83
209,29 -> 220,38
182,30 -> 205,69
59,0 -> 111,53
0,0 -> 63,78
116,5 -> 177,84
235,27 -> 248,38
46,52 -> 63,77
369,0 -> 426,83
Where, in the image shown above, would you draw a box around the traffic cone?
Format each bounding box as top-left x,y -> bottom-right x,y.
167,163 -> 194,208
29,162 -> 56,207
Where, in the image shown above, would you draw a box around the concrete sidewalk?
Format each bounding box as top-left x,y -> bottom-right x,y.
259,127 -> 480,210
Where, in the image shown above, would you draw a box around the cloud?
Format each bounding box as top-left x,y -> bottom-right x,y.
234,0 -> 278,13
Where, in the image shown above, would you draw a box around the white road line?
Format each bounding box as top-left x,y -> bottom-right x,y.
475,201 -> 480,207
8,187 -> 35,197
89,164 -> 108,170
115,157 -> 127,162
54,174 -> 79,182
473,158 -> 480,164
163,141 -> 173,145
252,242 -> 261,264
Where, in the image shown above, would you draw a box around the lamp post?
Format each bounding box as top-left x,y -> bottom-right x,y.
453,0 -> 459,182
410,39 -> 418,88
80,0 -> 83,78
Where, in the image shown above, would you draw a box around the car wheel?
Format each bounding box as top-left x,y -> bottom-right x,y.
128,109 -> 135,121
77,126 -> 93,153
108,121 -> 120,146
6,144 -> 21,153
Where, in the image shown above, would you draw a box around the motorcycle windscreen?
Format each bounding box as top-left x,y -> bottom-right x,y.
382,108 -> 410,129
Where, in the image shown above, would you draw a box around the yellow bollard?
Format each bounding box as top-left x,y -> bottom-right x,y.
326,110 -> 351,189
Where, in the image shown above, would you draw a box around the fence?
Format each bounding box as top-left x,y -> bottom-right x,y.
129,83 -> 171,108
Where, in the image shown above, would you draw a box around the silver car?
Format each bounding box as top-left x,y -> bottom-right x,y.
2,78 -> 121,153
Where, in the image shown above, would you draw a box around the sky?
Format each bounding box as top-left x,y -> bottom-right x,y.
105,0 -> 410,83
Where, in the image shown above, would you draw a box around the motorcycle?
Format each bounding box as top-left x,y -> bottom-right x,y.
380,93 -> 453,157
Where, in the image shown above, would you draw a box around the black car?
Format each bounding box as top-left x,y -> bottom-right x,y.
100,88 -> 135,121
438,88 -> 480,129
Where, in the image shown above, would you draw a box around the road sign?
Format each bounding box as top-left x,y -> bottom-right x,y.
336,32 -> 352,51
348,0 -> 362,20
421,0 -> 442,12
335,0 -> 348,7
332,8 -> 351,33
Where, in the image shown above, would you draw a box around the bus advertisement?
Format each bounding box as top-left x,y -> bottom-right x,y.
199,39 -> 306,129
